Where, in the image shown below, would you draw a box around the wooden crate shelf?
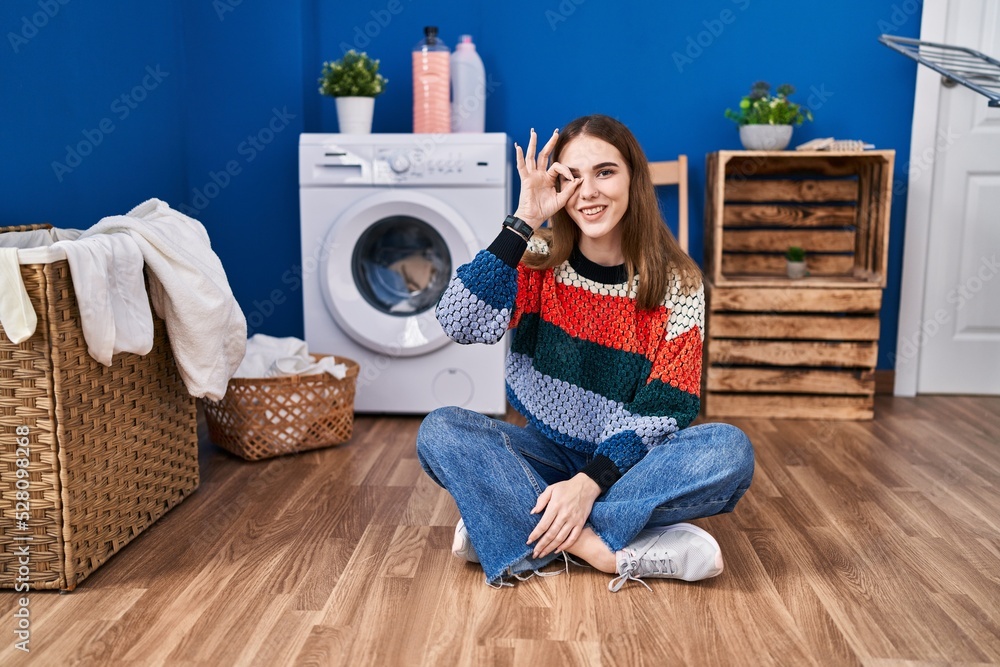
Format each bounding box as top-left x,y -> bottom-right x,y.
704,150 -> 895,289
702,151 -> 894,421
704,284 -> 883,420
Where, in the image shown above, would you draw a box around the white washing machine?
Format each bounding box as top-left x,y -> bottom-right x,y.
299,133 -> 509,415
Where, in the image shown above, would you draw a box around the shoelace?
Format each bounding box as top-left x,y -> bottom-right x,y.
607,551 -> 678,592
533,552 -> 578,578
485,552 -> 589,588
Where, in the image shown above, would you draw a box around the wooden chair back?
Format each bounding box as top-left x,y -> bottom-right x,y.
648,155 -> 689,254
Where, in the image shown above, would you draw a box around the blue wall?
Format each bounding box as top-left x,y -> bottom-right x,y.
1,1 -> 187,226
1,0 -> 922,369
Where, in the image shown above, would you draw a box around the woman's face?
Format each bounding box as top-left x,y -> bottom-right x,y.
558,134 -> 631,250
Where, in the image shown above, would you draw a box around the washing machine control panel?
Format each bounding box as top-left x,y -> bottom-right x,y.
373,145 -> 504,185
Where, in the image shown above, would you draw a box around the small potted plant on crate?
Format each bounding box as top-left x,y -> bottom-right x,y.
725,81 -> 813,150
786,245 -> 808,279
319,50 -> 388,134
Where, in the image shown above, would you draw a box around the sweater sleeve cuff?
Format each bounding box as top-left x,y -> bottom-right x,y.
580,454 -> 622,494
486,228 -> 528,269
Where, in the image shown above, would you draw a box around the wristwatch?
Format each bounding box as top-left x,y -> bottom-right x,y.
502,214 -> 533,240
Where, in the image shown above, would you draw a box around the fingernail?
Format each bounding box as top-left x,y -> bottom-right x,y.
530,127 -> 535,133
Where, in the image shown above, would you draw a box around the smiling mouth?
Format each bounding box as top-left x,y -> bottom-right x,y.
580,205 -> 607,216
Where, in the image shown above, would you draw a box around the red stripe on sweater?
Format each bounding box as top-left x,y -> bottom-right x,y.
512,266 -> 670,355
649,325 -> 703,396
510,264 -> 548,329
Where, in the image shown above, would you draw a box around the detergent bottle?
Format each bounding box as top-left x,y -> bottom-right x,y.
450,34 -> 486,133
412,26 -> 450,133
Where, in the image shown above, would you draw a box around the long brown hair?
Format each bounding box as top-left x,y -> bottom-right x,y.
522,114 -> 701,310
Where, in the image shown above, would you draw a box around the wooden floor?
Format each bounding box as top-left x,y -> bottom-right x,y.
2,395 -> 1000,666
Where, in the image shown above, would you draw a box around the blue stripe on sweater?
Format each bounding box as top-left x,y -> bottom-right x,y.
455,250 -> 517,312
504,352 -> 684,473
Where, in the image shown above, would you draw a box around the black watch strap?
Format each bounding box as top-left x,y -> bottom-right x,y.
503,215 -> 534,240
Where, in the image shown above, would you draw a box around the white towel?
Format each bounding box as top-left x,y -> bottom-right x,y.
2,207 -> 244,399
74,199 -> 247,401
272,355 -> 347,378
234,334 -> 347,379
0,248 -> 37,344
54,234 -> 154,364
0,227 -> 83,249
0,227 -> 83,344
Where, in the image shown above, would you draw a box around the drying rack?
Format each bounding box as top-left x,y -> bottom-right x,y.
879,34 -> 1000,107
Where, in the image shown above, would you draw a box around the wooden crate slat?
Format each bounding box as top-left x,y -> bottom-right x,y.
706,152 -> 723,286
714,275 -> 885,288
725,179 -> 858,203
708,313 -> 880,340
863,159 -> 893,289
869,161 -> 883,280
704,393 -> 874,420
876,159 -> 894,289
721,253 -> 856,276
722,229 -> 856,253
709,339 -> 879,367
858,161 -> 874,277
706,367 -> 875,395
722,204 -> 857,228
708,286 -> 882,312
720,151 -> 894,170
722,153 -> 888,177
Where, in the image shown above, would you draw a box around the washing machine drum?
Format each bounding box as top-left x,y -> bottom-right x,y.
320,191 -> 480,357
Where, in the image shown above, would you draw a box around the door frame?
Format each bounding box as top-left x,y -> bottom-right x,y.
894,0 -> 950,396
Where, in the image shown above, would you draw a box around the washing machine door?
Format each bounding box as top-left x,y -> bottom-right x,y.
320,190 -> 481,357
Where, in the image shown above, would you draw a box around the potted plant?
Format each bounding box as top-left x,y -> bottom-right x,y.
786,245 -> 808,279
319,50 -> 388,134
725,82 -> 813,150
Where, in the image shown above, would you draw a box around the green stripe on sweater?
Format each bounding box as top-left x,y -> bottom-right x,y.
512,313 -> 649,404
512,313 -> 698,425
630,381 -> 701,428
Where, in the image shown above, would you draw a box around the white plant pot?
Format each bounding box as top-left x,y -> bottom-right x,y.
739,124 -> 793,150
335,96 -> 375,134
786,260 -> 808,279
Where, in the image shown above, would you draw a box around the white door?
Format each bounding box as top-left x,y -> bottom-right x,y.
907,0 -> 1000,394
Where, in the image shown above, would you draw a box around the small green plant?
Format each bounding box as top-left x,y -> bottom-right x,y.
318,50 -> 387,97
786,246 -> 806,262
725,82 -> 813,126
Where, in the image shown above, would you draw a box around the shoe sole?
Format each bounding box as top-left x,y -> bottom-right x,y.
667,522 -> 724,580
452,518 -> 479,563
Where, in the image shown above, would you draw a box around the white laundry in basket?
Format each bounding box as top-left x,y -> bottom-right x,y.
0,201 -> 247,402
0,227 -> 82,344
235,333 -> 347,379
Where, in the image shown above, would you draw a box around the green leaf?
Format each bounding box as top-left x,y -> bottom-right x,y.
318,50 -> 388,97
726,82 -> 813,125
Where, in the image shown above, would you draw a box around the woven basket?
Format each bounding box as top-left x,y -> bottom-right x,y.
0,224 -> 199,591
202,356 -> 360,461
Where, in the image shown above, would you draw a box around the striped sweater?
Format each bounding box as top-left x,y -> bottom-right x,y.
436,228 -> 704,490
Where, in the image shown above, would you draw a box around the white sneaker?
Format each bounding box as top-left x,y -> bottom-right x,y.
609,523 -> 724,592
452,518 -> 479,563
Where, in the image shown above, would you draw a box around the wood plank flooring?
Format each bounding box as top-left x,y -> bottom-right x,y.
2,395 -> 999,666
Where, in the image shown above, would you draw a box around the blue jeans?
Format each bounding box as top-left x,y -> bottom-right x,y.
416,406 -> 755,584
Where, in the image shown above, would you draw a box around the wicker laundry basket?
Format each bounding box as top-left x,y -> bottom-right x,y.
202,356 -> 360,461
0,224 -> 198,591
